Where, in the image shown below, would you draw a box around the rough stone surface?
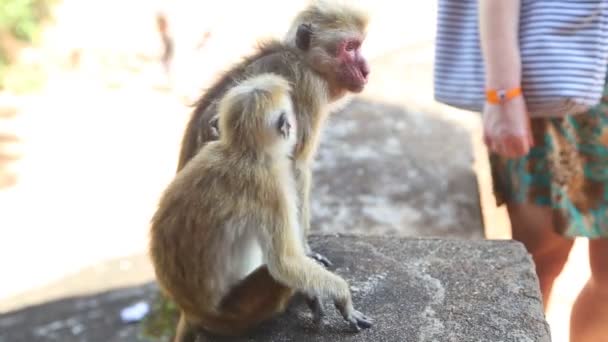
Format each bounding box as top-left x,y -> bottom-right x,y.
0,285 -> 156,342
0,235 -> 550,342
311,99 -> 483,239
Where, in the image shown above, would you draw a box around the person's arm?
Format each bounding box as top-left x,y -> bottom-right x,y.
478,0 -> 533,158
479,0 -> 522,90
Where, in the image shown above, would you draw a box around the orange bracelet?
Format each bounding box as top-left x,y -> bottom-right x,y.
486,87 -> 522,104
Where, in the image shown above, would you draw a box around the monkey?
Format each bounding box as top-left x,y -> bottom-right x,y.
174,0 -> 371,267
149,73 -> 372,341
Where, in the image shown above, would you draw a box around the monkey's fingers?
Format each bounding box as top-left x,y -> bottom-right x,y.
307,252 -> 333,268
344,310 -> 372,331
351,310 -> 372,330
335,301 -> 373,332
305,296 -> 325,324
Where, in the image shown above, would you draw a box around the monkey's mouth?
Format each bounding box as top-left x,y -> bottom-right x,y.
352,66 -> 369,91
339,65 -> 369,93
350,69 -> 368,92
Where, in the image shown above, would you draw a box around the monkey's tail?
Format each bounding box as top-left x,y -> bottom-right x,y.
173,312 -> 198,342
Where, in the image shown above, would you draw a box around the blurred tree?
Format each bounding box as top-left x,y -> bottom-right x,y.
0,0 -> 56,90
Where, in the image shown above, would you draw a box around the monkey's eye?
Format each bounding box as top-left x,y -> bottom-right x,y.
345,41 -> 359,52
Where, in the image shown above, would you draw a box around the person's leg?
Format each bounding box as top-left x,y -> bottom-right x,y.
570,239 -> 608,342
507,202 -> 574,309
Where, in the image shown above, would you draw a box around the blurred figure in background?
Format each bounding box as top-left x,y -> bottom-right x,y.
155,11 -> 174,77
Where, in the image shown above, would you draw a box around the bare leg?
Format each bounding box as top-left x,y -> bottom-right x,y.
570,239 -> 608,342
507,203 -> 574,309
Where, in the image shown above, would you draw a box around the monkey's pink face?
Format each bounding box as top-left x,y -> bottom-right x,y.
336,38 -> 369,93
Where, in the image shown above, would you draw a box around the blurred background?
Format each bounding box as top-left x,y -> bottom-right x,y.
0,0 -> 590,341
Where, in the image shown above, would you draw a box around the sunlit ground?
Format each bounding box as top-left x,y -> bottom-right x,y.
0,1 -> 590,341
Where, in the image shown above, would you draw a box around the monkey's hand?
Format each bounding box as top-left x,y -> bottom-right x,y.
335,299 -> 372,332
305,295 -> 325,324
307,251 -> 333,268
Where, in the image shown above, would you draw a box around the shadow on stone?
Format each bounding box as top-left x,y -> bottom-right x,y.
0,283 -> 157,342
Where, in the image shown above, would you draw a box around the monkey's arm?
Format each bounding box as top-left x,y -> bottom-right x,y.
261,217 -> 371,331
296,166 -> 312,249
295,166 -> 332,268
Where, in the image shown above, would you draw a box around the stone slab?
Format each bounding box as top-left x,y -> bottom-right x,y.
311,99 -> 484,239
0,235 -> 549,342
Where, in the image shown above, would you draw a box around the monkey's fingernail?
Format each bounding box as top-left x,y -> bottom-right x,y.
358,319 -> 372,329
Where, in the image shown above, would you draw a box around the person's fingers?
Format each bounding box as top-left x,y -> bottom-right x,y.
524,117 -> 534,148
511,134 -> 530,158
489,138 -> 500,154
485,129 -> 499,153
502,137 -> 518,158
483,130 -> 492,148
486,126 -> 532,157
497,134 -> 529,159
493,134 -> 515,157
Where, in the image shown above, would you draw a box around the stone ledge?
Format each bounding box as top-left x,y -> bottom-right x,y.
0,235 -> 550,342
194,235 -> 550,342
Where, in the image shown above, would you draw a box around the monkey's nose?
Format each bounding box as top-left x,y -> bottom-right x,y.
360,62 -> 370,79
361,67 -> 369,79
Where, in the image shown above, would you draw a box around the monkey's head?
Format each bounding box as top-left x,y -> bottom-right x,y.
285,1 -> 370,96
218,74 -> 297,156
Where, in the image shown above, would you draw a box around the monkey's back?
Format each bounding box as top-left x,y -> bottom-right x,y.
150,143 -> 287,314
177,41 -> 316,171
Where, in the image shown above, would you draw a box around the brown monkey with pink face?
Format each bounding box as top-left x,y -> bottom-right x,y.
151,73 -> 371,342
151,1 -> 373,340
176,0 -> 371,266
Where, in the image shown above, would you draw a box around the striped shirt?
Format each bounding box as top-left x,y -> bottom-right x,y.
434,0 -> 608,117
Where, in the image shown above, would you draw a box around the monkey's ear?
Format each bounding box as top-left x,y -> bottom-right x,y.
295,23 -> 313,51
210,115 -> 220,138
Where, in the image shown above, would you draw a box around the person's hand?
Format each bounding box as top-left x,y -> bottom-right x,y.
482,95 -> 534,158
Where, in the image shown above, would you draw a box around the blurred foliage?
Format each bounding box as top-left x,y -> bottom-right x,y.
0,0 -> 55,44
0,0 -> 57,91
2,61 -> 45,92
141,291 -> 179,341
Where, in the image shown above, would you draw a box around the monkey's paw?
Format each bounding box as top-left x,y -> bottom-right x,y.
307,252 -> 333,268
335,302 -> 372,332
343,309 -> 372,332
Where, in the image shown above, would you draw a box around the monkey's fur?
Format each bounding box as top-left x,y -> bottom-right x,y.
176,1 -> 370,264
150,74 -> 371,341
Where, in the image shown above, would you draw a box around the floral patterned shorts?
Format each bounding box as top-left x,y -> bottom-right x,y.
490,80 -> 608,239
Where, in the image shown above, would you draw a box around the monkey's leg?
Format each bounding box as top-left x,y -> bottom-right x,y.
296,166 -> 332,268
218,266 -> 295,333
305,295 -> 325,324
